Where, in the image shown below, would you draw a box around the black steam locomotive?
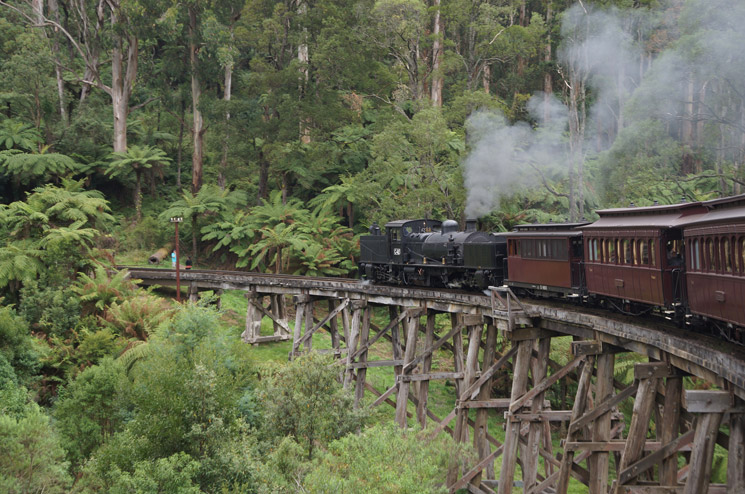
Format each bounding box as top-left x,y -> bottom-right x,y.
359,218 -> 506,289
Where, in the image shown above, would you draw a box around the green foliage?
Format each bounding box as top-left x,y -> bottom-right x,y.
0,305 -> 40,385
106,452 -> 202,494
54,357 -> 125,469
86,304 -> 256,491
0,118 -> 41,152
303,424 -> 473,493
0,149 -> 83,186
105,145 -> 171,220
204,190 -> 358,276
103,293 -> 173,341
19,280 -> 81,336
258,352 -> 367,459
73,265 -> 140,317
0,406 -> 72,494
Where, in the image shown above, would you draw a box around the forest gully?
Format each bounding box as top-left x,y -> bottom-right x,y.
128,194 -> 745,494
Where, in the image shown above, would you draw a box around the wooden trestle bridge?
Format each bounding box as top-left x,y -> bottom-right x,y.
126,267 -> 745,494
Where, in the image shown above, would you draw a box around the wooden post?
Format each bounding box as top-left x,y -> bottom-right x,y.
452,313 -> 465,398
455,316 -> 483,443
589,351 -> 616,494
728,398 -> 745,494
390,306 -> 403,379
344,300 -> 365,389
189,281 -> 198,302
328,299 -> 340,351
523,336 -> 551,492
304,299 -> 314,352
556,356 -> 594,494
660,375 -> 682,486
242,290 -> 262,343
613,366 -> 663,492
416,310 -> 436,428
353,306 -> 371,407
497,338 -> 533,494
396,310 -> 419,428
216,289 -> 223,310
291,294 -> 309,358
271,294 -> 287,337
683,390 -> 730,494
473,322 -> 498,485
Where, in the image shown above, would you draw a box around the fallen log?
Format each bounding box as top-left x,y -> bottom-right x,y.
148,244 -> 174,264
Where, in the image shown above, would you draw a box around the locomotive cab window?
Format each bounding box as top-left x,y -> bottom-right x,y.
390,229 -> 400,241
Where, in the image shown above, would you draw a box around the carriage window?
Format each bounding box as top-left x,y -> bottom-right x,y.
732,237 -> 738,273
641,240 -> 649,265
706,238 -> 714,271
623,239 -> 632,264
650,239 -> 656,267
724,238 -> 732,273
740,237 -> 745,275
509,240 -> 518,256
609,239 -> 617,263
691,239 -> 700,271
632,240 -> 639,265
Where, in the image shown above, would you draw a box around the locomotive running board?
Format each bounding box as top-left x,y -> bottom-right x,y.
488,285 -> 531,332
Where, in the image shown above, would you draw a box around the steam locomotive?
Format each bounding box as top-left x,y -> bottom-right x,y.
359,194 -> 745,343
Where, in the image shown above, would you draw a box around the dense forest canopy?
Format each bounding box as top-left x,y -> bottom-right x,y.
0,0 -> 742,235
0,0 -> 743,490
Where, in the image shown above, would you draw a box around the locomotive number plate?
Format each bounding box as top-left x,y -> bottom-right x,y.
393,248 -> 401,256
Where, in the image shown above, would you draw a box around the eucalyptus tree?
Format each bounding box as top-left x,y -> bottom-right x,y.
0,0 -> 160,152
106,145 -> 171,221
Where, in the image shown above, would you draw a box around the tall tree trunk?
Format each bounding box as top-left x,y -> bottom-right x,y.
177,99 -> 185,188
681,73 -> 695,175
218,62 -> 233,190
482,64 -> 490,94
258,149 -> 269,204
298,0 -> 310,143
110,11 -> 136,153
189,6 -> 204,193
46,0 -> 68,123
430,0 -> 443,107
192,215 -> 198,265
543,4 -> 552,123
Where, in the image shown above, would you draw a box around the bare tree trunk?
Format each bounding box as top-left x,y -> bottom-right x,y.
430,0 -> 443,107
45,0 -> 68,123
681,73 -> 695,175
218,62 -> 232,190
111,32 -> 135,152
258,149 -> 269,204
189,5 -> 204,194
543,4 -> 552,123
298,0 -> 310,143
177,99 -> 185,188
482,64 -> 490,94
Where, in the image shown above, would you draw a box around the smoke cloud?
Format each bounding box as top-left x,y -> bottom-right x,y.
464,0 -> 745,216
463,93 -> 568,218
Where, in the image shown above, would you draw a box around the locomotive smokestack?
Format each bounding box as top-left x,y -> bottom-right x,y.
465,219 -> 477,232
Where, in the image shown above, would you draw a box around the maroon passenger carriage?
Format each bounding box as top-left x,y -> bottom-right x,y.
504,222 -> 589,296
581,201 -> 708,315
681,195 -> 745,341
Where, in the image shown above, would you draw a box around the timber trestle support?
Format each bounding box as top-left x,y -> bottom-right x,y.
126,268 -> 745,494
